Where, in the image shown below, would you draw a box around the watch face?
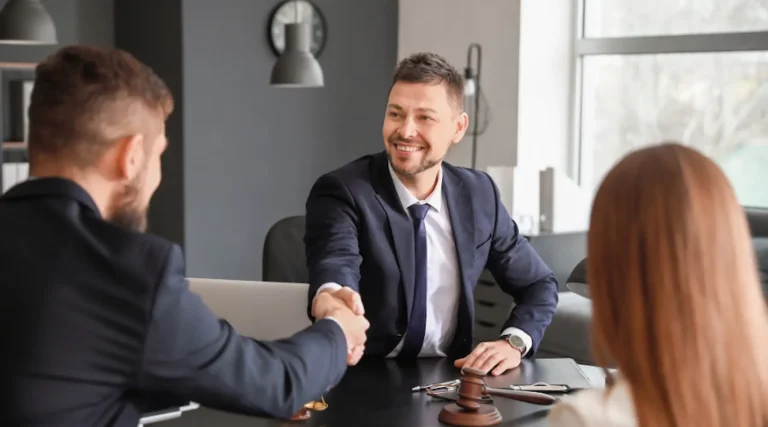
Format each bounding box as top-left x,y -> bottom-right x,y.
508,335 -> 525,349
269,0 -> 327,57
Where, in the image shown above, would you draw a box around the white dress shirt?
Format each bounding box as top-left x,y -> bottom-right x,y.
317,162 -> 532,357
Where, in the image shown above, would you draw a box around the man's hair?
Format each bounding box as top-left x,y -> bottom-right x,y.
28,45 -> 174,167
392,52 -> 464,111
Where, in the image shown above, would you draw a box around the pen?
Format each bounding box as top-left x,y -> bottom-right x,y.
411,379 -> 459,392
507,383 -> 575,393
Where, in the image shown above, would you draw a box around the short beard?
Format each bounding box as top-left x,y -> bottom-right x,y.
108,174 -> 148,232
387,135 -> 442,176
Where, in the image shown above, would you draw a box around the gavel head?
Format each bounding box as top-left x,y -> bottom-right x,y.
455,366 -> 488,411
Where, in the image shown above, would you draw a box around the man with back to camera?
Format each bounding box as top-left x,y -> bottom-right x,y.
305,52 -> 559,375
0,45 -> 369,427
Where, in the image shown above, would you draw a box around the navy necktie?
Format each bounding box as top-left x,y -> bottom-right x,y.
400,203 -> 430,357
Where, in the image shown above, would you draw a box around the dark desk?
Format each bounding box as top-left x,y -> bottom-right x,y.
163,358 -> 605,427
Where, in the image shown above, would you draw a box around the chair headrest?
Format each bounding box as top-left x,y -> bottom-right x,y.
566,258 -> 587,285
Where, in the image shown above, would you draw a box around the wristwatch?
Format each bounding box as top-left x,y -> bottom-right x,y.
500,333 -> 526,355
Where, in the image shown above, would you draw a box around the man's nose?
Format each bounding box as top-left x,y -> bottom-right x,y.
398,118 -> 417,139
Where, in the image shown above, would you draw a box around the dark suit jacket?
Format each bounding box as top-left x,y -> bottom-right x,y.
0,178 -> 347,427
304,152 -> 558,359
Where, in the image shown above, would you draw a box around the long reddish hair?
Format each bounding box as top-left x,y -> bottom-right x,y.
588,142 -> 768,427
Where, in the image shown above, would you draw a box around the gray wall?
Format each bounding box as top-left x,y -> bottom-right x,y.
181,0 -> 396,279
115,0 -> 398,280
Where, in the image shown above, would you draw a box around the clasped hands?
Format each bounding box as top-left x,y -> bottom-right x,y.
312,287 -> 522,374
311,287 -> 368,366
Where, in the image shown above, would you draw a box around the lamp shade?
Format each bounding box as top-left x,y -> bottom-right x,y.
0,0 -> 57,45
270,23 -> 323,88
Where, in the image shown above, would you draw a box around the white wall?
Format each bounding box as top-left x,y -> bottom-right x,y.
398,0 -> 522,170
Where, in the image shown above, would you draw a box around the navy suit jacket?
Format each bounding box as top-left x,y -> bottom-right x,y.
304,152 -> 558,359
0,178 -> 348,427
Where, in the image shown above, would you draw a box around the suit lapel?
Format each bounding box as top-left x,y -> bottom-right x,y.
443,167 -> 476,356
442,168 -> 475,292
371,152 -> 416,320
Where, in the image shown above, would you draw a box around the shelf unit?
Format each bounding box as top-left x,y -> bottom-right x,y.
3,142 -> 28,162
0,62 -> 35,192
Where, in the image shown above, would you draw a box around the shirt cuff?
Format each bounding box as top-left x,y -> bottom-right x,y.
500,327 -> 533,357
316,282 -> 343,296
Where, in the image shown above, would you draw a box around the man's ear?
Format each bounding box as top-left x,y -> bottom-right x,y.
115,134 -> 145,181
452,111 -> 470,144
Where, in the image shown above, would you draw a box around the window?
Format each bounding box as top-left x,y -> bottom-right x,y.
584,0 -> 768,37
575,0 -> 768,208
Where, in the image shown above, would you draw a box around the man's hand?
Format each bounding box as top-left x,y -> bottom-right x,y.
320,305 -> 369,366
314,291 -> 369,366
453,340 -> 522,376
347,344 -> 365,365
312,286 -> 365,318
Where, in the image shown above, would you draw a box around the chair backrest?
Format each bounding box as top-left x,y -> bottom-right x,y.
747,208 -> 768,238
747,208 -> 768,298
262,215 -> 309,283
187,278 -> 311,340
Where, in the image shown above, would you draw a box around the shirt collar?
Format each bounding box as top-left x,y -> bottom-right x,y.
387,161 -> 443,213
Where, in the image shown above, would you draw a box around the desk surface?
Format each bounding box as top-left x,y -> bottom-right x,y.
163,357 -> 606,427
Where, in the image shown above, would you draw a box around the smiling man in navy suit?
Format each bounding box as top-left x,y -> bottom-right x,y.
305,52 -> 559,375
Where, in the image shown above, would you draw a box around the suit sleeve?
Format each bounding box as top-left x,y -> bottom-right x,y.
135,244 -> 348,420
304,173 -> 362,319
482,173 -> 559,357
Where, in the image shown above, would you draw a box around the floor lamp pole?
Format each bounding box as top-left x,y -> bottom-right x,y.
466,43 -> 482,170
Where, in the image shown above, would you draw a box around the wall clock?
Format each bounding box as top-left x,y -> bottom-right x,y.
268,0 -> 327,58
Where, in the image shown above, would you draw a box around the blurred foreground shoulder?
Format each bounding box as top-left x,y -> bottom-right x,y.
547,379 -> 636,427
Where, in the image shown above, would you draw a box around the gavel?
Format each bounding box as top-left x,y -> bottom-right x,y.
438,366 -> 557,427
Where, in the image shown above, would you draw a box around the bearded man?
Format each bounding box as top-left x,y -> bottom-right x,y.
304,52 -> 558,375
0,45 -> 368,427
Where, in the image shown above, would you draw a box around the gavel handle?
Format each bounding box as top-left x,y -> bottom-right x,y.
484,387 -> 557,405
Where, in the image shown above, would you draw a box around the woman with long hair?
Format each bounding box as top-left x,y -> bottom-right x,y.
548,142 -> 768,427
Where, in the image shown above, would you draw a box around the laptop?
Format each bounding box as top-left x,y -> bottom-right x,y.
186,277 -> 312,340
485,358 -> 599,392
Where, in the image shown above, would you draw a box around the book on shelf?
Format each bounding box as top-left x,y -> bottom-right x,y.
2,162 -> 29,193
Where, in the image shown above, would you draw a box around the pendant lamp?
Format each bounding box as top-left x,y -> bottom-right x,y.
0,0 -> 57,45
269,2 -> 323,88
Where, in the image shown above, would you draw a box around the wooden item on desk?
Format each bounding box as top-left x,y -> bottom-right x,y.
438,366 -> 557,427
289,407 -> 312,421
290,396 -> 328,421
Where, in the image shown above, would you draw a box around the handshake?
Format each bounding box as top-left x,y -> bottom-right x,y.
311,287 -> 369,366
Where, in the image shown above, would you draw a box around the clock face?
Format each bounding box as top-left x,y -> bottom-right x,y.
269,0 -> 327,57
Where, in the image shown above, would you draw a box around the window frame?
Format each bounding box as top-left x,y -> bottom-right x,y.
571,0 -> 768,188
